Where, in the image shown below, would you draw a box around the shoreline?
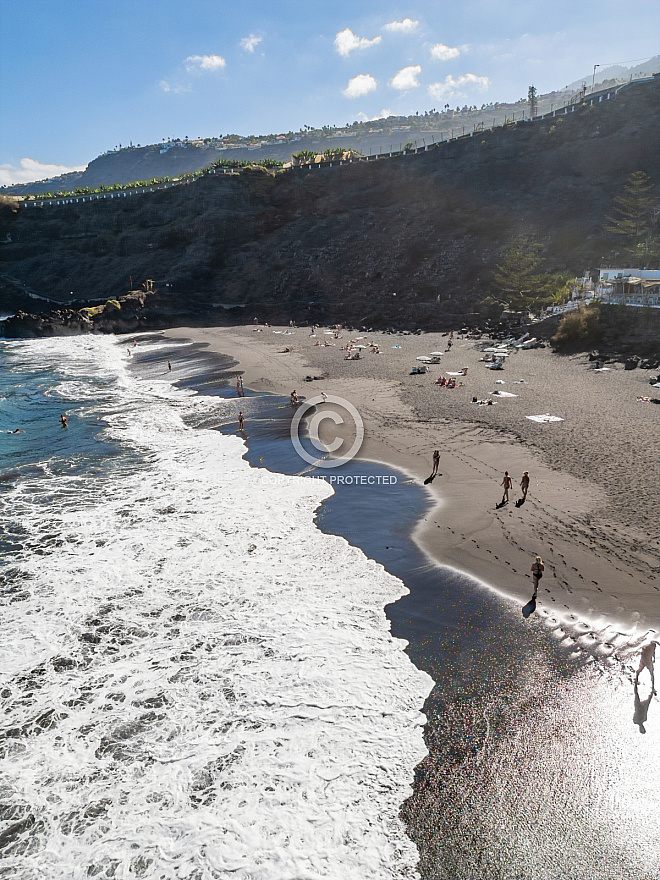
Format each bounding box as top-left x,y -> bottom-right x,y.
162,323 -> 660,639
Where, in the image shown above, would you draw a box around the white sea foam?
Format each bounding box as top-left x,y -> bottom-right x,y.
0,336 -> 432,879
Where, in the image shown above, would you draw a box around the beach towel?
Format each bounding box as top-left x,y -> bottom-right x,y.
493,391 -> 517,397
446,371 -> 464,376
526,414 -> 564,423
594,367 -> 611,372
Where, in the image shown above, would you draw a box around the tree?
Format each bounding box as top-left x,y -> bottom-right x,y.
492,236 -> 545,305
605,171 -> 655,261
528,85 -> 538,119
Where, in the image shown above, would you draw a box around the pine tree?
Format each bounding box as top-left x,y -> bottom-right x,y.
528,85 -> 538,119
493,236 -> 544,301
605,171 -> 655,260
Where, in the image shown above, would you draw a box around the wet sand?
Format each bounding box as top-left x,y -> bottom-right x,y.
163,324 -> 660,639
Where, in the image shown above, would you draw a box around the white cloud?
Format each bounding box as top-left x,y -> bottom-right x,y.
430,43 -> 461,62
390,65 -> 422,90
343,73 -> 378,98
427,72 -> 489,100
240,34 -> 263,53
0,157 -> 88,187
356,108 -> 394,121
335,28 -> 382,57
384,18 -> 419,32
159,80 -> 191,94
185,54 -> 226,71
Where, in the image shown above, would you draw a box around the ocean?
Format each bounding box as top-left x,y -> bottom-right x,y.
0,333 -> 431,880
1,332 -> 659,880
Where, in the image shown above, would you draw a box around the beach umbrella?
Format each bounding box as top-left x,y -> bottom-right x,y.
354,344 -> 368,349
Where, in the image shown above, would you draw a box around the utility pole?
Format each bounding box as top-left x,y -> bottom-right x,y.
592,64 -> 600,92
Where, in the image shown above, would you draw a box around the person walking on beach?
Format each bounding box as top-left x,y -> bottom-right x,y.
238,411 -> 245,431
521,471 -> 530,499
432,450 -> 440,476
501,471 -> 513,503
635,642 -> 656,693
531,555 -> 544,592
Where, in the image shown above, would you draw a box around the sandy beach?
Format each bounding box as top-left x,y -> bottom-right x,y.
164,323 -> 660,640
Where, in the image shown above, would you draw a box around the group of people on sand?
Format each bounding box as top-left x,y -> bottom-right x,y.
500,469 -> 529,504
435,376 -> 460,388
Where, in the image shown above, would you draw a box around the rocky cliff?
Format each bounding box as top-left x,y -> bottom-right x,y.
2,77 -> 659,336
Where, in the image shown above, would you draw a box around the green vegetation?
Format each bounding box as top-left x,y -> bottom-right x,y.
492,236 -> 548,309
552,303 -> 602,348
605,171 -> 658,264
493,237 -> 574,312
29,158 -> 284,202
292,150 -> 316,163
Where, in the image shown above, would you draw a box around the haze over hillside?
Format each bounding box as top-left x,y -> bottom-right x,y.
564,55 -> 660,91
4,60 -> 659,196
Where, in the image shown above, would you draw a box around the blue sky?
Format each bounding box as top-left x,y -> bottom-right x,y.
1,0 -> 658,184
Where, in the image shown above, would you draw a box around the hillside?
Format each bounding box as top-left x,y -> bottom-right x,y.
4,63 -> 659,199
0,87 -> 603,197
1,76 -> 659,335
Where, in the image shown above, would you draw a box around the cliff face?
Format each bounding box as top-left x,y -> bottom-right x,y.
2,78 -> 659,334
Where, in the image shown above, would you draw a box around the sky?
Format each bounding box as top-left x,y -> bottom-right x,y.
0,0 -> 658,185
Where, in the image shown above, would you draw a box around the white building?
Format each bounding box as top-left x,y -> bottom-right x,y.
598,268 -> 660,307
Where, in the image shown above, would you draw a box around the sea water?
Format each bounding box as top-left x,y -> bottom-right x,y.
0,334 -> 432,880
